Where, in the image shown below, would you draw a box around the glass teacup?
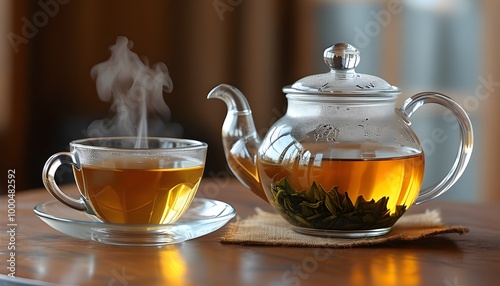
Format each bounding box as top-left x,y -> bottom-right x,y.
42,137 -> 208,224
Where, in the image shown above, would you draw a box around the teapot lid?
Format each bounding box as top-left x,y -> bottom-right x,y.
283,43 -> 400,95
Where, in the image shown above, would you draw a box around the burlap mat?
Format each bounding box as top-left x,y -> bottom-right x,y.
220,208 -> 469,248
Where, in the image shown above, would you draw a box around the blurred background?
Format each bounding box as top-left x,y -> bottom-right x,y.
1,0 -> 499,203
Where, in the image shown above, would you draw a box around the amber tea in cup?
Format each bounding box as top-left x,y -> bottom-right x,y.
42,137 -> 208,224
73,157 -> 205,224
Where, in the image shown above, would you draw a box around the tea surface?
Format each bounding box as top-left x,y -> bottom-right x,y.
73,158 -> 204,224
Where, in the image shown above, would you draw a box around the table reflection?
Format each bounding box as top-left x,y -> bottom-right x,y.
34,253 -> 96,284
157,247 -> 187,285
29,245 -> 188,285
349,253 -> 420,286
280,248 -> 423,285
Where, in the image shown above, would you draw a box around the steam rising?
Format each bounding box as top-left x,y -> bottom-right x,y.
87,36 -> 180,147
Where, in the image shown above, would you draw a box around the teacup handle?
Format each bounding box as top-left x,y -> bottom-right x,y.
399,92 -> 474,204
42,152 -> 90,212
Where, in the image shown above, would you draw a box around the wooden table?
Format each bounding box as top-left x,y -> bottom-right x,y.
1,178 -> 500,285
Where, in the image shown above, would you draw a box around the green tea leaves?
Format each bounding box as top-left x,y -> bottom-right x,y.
271,177 -> 406,230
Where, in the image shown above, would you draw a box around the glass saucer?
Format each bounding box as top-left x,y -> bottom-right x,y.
34,198 -> 236,246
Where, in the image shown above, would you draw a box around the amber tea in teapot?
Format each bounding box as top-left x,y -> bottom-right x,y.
258,144 -> 424,231
209,43 -> 473,238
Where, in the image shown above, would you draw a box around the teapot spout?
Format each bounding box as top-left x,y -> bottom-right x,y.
207,84 -> 267,202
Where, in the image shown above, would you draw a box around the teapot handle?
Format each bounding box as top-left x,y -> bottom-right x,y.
399,92 -> 474,204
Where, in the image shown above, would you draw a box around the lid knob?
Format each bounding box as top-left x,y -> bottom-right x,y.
323,43 -> 360,70
283,42 -> 399,95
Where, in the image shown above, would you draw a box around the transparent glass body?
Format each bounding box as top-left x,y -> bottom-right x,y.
257,94 -> 425,234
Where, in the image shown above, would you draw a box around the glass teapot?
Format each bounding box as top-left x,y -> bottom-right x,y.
208,43 -> 473,238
